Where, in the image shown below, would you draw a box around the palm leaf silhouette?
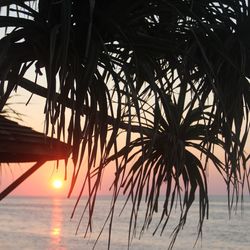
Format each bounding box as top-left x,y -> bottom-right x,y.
0,1 -> 249,249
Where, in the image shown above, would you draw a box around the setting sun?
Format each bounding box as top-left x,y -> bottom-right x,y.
52,179 -> 63,189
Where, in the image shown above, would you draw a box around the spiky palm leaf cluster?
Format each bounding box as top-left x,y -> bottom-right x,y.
0,0 -> 249,248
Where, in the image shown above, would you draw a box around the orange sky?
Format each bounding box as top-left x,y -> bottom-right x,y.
1,85 -> 249,198
0,158 -> 121,197
0,160 -> 229,197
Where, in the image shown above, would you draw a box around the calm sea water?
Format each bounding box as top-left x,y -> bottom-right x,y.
0,195 -> 249,250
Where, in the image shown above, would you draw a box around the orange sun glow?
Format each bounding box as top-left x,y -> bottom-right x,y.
52,179 -> 63,189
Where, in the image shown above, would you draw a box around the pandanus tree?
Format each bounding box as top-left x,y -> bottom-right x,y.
0,0 -> 249,248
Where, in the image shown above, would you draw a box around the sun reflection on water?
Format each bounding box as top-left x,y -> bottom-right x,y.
51,227 -> 61,236
50,199 -> 63,248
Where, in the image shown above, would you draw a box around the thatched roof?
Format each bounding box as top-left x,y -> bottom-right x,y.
0,115 -> 71,163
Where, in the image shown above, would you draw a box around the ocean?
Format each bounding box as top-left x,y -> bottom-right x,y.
0,195 -> 249,250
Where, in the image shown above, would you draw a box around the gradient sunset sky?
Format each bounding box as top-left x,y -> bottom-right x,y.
1,80 -> 249,197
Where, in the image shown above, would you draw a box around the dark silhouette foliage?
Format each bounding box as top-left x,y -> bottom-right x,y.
0,0 -> 249,248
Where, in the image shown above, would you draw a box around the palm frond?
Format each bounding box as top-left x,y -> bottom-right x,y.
0,0 -> 249,249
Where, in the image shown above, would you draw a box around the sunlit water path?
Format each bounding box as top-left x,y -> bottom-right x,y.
0,196 -> 249,249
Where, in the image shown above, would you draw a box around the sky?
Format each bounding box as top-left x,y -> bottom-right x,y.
0,9 -> 249,199
0,159 -> 230,197
0,70 -> 249,198
0,90 -> 242,198
0,88 -> 121,197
